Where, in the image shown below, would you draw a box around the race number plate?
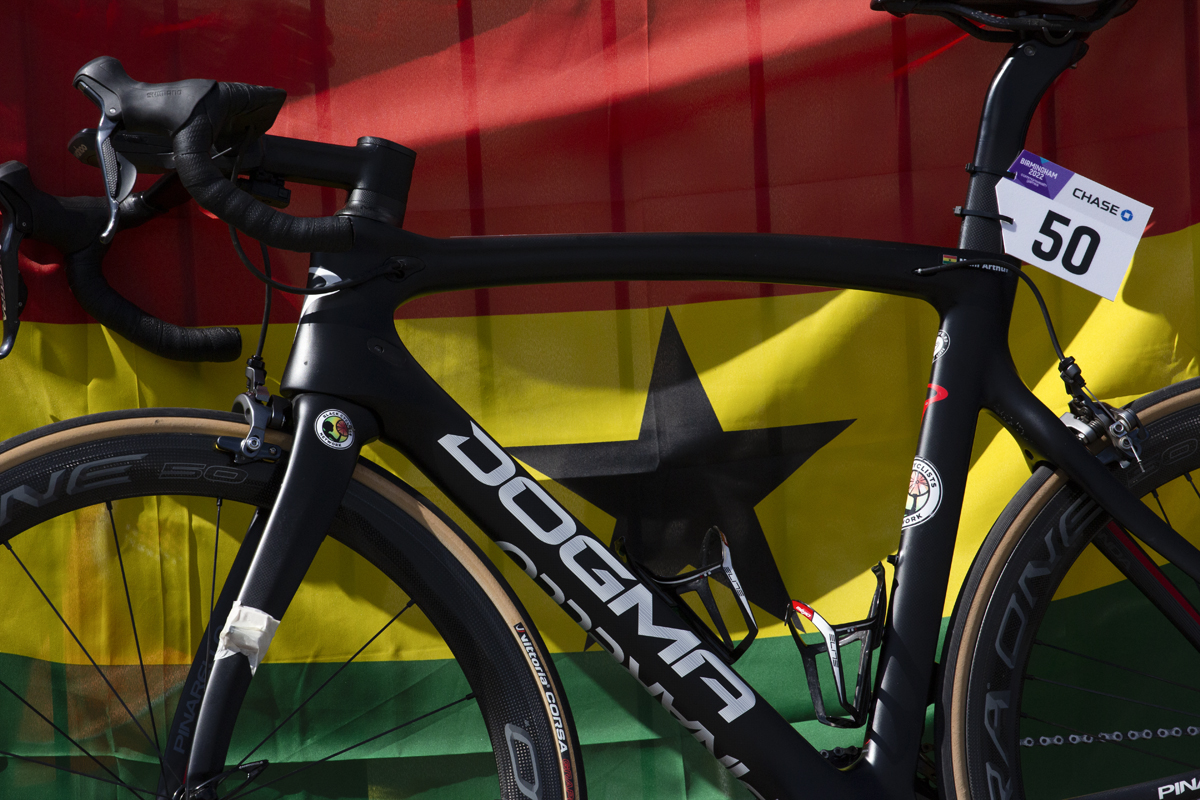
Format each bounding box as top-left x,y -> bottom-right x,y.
995,150 -> 1152,300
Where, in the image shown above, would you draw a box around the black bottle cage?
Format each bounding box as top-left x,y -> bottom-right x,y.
786,562 -> 887,729
613,527 -> 760,665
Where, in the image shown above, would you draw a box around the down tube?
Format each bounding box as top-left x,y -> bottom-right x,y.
335,328 -> 852,799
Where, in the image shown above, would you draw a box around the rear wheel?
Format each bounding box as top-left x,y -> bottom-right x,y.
941,380 -> 1200,799
0,408 -> 583,799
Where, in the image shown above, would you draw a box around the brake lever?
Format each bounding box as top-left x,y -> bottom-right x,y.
0,190 -> 27,360
74,82 -> 138,244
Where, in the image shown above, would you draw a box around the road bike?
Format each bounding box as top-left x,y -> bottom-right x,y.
1,1 -> 1197,798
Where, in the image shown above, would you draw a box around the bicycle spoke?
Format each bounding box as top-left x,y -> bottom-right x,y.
206,497 -> 222,679
2,539 -> 162,757
1025,674 -> 1200,720
105,500 -> 171,789
1184,472 -> 1200,502
183,497 -> 227,800
0,674 -> 151,799
1022,712 -> 1199,770
237,599 -> 415,767
223,692 -> 476,800
1033,640 -> 1200,695
0,747 -> 155,797
1151,488 -> 1171,527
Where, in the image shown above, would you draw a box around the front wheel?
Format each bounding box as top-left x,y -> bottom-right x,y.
0,408 -> 583,799
940,380 -> 1200,799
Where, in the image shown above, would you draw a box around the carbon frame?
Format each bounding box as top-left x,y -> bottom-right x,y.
185,29 -> 1200,800
270,230 -> 1200,800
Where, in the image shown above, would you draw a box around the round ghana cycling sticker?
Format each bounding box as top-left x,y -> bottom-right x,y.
315,409 -> 355,450
904,456 -> 942,528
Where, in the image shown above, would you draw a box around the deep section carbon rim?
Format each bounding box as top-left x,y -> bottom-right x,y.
954,387 -> 1200,800
0,410 -> 578,799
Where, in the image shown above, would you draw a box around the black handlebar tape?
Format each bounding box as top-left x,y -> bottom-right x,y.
117,173 -> 193,230
64,241 -> 242,362
173,114 -> 354,253
0,162 -> 242,362
0,162 -> 108,252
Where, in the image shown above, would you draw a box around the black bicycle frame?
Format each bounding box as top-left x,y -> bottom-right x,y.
185,34 -> 1200,800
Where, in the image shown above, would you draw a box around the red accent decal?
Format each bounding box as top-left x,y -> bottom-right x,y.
791,601 -> 815,621
563,757 -> 575,799
1108,522 -> 1200,627
891,33 -> 969,78
922,384 -> 949,419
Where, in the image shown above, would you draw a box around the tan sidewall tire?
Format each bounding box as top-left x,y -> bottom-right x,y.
0,409 -> 584,800
941,386 -> 1200,799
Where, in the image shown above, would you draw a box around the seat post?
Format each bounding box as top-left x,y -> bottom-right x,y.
957,35 -> 1088,252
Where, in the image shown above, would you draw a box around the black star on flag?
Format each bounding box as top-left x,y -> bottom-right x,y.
511,310 -> 853,618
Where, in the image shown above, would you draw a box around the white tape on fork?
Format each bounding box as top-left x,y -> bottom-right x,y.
214,601 -> 280,675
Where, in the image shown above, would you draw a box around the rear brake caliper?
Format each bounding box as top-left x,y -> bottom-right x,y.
1059,357 -> 1146,468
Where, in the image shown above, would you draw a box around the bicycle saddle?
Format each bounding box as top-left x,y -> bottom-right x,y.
872,0 -> 1137,39
936,0 -> 1113,9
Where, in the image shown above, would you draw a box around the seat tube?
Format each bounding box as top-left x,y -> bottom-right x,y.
185,392 -> 378,791
862,293 -> 1008,792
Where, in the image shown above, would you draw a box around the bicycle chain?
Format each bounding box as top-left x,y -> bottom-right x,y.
1021,725 -> 1200,748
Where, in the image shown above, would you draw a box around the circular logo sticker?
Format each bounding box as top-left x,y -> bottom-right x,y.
315,409 -> 355,450
904,457 -> 942,528
932,330 -> 950,362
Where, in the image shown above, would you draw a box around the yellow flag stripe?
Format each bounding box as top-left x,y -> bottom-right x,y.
1,223 -> 1194,663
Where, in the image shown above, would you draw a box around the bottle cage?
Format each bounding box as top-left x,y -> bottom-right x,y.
786,562 -> 887,729
613,527 -> 759,665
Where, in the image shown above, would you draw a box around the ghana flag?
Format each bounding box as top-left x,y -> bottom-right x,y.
1,1 -> 1198,798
